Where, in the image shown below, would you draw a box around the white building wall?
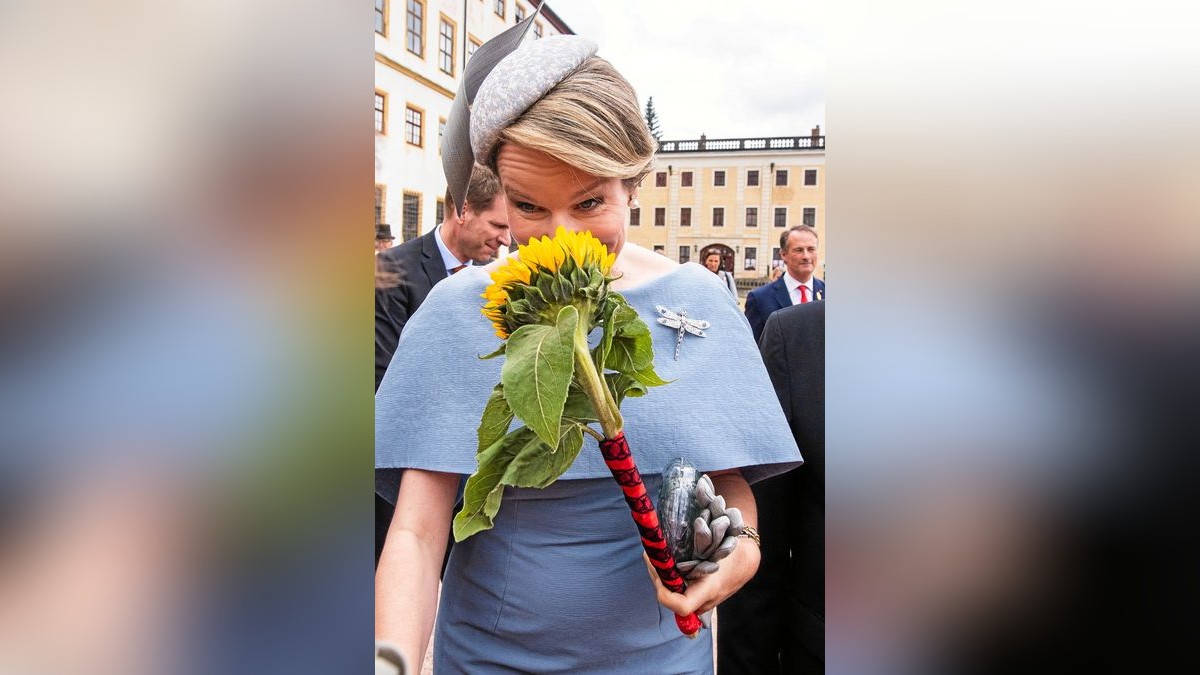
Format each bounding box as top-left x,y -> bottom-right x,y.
375,0 -> 569,242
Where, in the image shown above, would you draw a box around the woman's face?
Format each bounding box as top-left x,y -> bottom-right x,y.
704,254 -> 721,272
494,144 -> 632,258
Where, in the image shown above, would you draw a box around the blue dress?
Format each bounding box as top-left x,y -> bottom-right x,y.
377,262 -> 802,673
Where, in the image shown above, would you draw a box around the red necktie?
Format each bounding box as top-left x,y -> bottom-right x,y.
798,285 -> 809,304
450,264 -> 467,275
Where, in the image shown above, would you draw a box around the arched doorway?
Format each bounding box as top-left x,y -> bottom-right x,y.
699,243 -> 735,274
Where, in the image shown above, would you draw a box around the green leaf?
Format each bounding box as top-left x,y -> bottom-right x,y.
479,343 -> 507,360
607,305 -> 655,373
453,431 -> 521,541
606,372 -> 648,406
453,423 -> 588,541
562,383 -> 600,424
501,306 -> 579,447
476,384 -> 513,454
630,364 -> 671,387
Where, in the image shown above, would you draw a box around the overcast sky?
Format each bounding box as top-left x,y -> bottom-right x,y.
544,0 -> 825,141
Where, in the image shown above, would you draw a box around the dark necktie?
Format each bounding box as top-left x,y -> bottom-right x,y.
450,264 -> 467,275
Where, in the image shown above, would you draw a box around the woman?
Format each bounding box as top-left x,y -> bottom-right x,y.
704,251 -> 739,297
376,32 -> 801,673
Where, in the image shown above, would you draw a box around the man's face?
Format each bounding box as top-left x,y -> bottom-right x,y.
782,229 -> 820,282
704,254 -> 721,272
375,238 -> 394,253
459,196 -> 512,263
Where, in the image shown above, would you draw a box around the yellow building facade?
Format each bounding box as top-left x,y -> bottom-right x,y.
628,129 -> 826,285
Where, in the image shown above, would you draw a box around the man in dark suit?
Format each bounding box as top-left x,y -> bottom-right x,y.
374,164 -> 509,565
744,226 -> 825,343
719,301 -> 824,674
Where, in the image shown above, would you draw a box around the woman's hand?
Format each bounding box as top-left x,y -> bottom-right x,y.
643,537 -> 760,618
644,469 -> 760,620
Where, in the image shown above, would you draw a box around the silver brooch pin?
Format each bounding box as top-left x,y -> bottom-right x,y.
655,305 -> 710,360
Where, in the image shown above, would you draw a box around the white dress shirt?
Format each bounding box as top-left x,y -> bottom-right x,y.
783,272 -> 815,305
433,224 -> 471,274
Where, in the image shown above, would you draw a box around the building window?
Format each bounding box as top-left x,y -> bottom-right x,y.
804,168 -> 818,186
712,207 -> 724,227
655,171 -> 667,187
654,207 -> 665,226
679,246 -> 690,264
680,207 -> 691,227
534,22 -> 543,38
494,0 -> 505,18
775,169 -> 789,186
773,247 -> 782,264
402,192 -> 421,241
406,0 -> 424,57
436,199 -> 447,225
803,207 -> 816,227
681,171 -> 693,187
744,247 -> 757,271
630,207 -> 640,226
375,184 -> 386,225
438,17 -> 455,75
375,0 -> 387,36
374,91 -> 387,134
713,170 -> 726,187
515,3 -> 525,23
467,36 -> 480,63
745,207 -> 758,227
747,169 -> 759,186
653,244 -> 665,254
404,105 -> 423,146
774,207 -> 787,227
438,118 -> 446,153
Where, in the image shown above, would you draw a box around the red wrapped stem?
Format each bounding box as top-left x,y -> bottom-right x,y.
599,433 -> 703,637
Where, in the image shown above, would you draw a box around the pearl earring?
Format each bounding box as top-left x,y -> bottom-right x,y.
629,198 -> 640,209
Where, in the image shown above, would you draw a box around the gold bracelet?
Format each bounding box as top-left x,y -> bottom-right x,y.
738,525 -> 761,547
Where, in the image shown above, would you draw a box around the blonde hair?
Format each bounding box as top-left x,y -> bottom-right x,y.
491,57 -> 656,188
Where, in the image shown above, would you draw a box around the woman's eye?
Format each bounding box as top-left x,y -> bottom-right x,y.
577,198 -> 601,210
514,202 -> 538,213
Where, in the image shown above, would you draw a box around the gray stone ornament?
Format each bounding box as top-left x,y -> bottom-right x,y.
656,460 -> 744,585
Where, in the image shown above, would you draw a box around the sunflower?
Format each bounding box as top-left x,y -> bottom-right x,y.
481,227 -> 616,338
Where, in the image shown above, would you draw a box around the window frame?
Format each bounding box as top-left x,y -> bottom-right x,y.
744,246 -> 757,271
467,35 -> 481,63
678,245 -> 690,264
374,90 -> 387,135
375,0 -> 388,37
437,14 -> 456,76
680,207 -> 692,227
534,21 -> 543,38
375,184 -> 387,225
775,168 -> 789,186
712,207 -> 724,227
746,169 -> 760,187
654,207 -> 666,226
655,171 -> 667,187
804,168 -> 818,187
629,207 -> 640,226
406,0 -> 425,58
404,103 -> 424,147
774,206 -> 788,227
745,206 -> 758,227
515,2 -> 526,23
681,171 -> 693,188
802,206 -> 817,227
713,170 -> 726,187
494,0 -> 506,19
438,117 -> 447,154
401,191 -> 422,242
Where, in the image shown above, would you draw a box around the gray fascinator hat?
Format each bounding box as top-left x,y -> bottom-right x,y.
441,9 -> 596,217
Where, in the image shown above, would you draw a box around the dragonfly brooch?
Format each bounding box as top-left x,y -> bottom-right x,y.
655,305 -> 710,360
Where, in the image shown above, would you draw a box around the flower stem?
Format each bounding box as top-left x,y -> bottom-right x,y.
573,320 -> 622,438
